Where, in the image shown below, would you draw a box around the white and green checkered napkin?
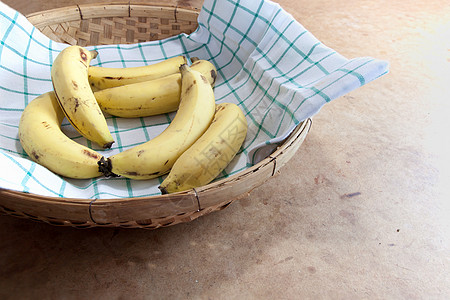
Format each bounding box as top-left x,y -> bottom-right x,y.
0,0 -> 389,199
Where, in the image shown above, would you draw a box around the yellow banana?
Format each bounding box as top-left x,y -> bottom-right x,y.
88,55 -> 187,90
18,91 -> 104,179
159,103 -> 247,194
99,64 -> 216,180
51,45 -> 114,149
93,59 -> 217,118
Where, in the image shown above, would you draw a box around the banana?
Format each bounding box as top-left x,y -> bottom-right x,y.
93,59 -> 217,118
159,103 -> 247,194
88,55 -> 187,90
51,45 -> 114,149
18,91 -> 104,179
99,64 -> 216,180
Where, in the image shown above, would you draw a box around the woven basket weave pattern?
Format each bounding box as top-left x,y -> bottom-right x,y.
27,4 -> 200,46
37,15 -> 198,46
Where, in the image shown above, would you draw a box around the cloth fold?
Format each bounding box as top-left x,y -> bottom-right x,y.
0,0 -> 389,198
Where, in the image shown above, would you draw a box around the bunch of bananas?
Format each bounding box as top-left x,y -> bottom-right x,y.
18,45 -> 248,194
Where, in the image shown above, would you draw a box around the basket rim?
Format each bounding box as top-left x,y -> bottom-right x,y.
0,119 -> 311,202
25,2 -> 200,28
0,118 -> 311,227
0,119 -> 311,227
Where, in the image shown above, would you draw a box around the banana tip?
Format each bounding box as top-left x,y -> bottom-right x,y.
158,186 -> 169,195
103,141 -> 114,149
90,50 -> 99,59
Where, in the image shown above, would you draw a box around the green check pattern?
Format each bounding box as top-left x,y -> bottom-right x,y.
0,0 -> 388,199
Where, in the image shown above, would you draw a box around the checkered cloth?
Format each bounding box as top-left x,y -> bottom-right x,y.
0,0 -> 388,198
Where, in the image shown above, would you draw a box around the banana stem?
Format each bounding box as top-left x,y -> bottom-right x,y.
97,157 -> 120,178
179,64 -> 190,74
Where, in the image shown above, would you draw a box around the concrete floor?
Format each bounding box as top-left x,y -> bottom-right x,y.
1,0 -> 449,298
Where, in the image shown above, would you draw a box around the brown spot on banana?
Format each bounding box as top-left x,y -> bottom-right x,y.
210,69 -> 217,85
79,48 -> 97,63
53,89 -> 83,133
31,151 -> 40,160
200,74 -> 209,84
73,98 -> 80,113
124,171 -> 161,177
80,50 -> 88,62
72,80 -> 78,90
104,76 -> 124,80
185,83 -> 194,94
82,149 -> 100,159
41,121 -> 51,129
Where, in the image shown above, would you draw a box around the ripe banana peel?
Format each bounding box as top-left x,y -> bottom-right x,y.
99,64 -> 216,180
19,49 -> 248,189
18,91 -> 104,179
159,103 -> 247,194
51,45 -> 114,149
93,59 -> 217,118
88,55 -> 187,90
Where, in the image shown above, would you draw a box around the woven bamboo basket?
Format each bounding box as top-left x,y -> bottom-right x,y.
0,3 -> 312,229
